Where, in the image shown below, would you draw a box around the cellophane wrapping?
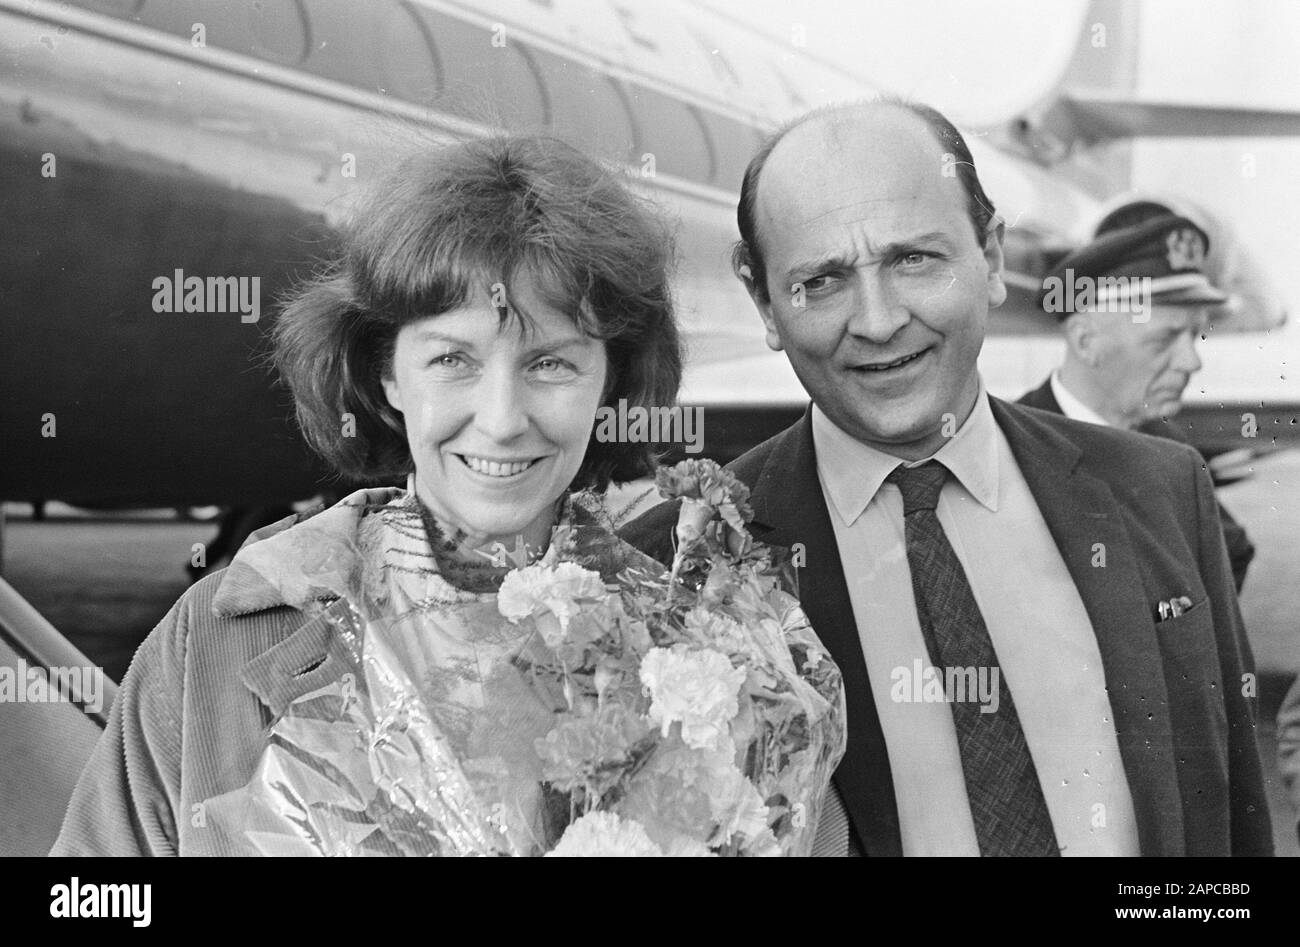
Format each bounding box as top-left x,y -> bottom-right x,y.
203,460 -> 846,856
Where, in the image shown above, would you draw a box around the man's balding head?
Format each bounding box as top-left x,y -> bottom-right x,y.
735,98 -> 997,302
736,99 -> 1008,460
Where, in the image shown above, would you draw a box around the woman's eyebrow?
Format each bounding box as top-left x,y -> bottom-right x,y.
413,330 -> 592,355
413,329 -> 474,348
521,336 -> 594,357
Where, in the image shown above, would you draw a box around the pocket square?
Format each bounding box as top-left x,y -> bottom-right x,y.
1154,595 -> 1195,622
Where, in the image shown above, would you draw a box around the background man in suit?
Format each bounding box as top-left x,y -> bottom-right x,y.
621,98 -> 1272,857
1279,675 -> 1300,844
1018,212 -> 1255,590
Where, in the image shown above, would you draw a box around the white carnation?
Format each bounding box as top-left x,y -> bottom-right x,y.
662,836 -> 716,857
546,811 -> 663,857
709,765 -> 771,845
639,645 -> 747,750
497,561 -> 608,646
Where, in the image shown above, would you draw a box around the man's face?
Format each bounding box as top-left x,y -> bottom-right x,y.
746,108 -> 1006,460
1083,304 -> 1208,426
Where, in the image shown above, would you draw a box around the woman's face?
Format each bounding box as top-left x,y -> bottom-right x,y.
382,274 -> 608,555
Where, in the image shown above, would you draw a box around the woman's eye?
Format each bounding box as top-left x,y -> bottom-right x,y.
430,353 -> 469,371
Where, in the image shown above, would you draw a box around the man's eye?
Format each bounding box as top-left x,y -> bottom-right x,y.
799,275 -> 834,293
898,251 -> 930,266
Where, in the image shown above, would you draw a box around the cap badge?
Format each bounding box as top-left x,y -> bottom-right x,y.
1166,228 -> 1206,271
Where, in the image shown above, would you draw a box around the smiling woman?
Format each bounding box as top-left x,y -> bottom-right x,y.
272,134 -> 681,569
274,134 -> 682,495
49,134 -> 690,855
380,286 -> 609,557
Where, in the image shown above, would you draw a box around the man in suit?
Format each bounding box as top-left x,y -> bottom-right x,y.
1279,674 -> 1300,845
620,99 -> 1272,856
1018,211 -> 1255,590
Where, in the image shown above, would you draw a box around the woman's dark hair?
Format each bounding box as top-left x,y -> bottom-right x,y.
273,134 -> 682,491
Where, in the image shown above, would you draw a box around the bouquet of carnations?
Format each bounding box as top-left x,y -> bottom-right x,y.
204,459 -> 845,856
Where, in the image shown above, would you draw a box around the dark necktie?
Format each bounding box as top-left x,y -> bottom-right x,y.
886,461 -> 1060,857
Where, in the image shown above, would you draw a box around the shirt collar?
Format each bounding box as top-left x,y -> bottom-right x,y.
811,380 -> 1001,527
1050,371 -> 1112,427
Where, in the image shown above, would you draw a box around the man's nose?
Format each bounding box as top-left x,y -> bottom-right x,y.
846,270 -> 909,343
1171,331 -> 1203,375
473,369 -> 530,442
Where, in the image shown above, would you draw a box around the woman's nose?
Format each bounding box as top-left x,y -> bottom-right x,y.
472,370 -> 531,442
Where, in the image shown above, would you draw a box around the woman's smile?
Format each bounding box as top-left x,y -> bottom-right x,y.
453,453 -> 546,479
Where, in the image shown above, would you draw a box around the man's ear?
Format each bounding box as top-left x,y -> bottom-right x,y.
1063,313 -> 1099,367
982,220 -> 1007,309
737,263 -> 783,353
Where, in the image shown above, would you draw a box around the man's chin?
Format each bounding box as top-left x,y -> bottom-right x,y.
851,420 -> 949,459
1144,399 -> 1185,422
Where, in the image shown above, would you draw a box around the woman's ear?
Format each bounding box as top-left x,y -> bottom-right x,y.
382,373 -> 403,413
597,350 -> 617,406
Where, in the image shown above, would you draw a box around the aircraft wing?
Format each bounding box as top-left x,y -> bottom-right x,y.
1047,93 -> 1300,146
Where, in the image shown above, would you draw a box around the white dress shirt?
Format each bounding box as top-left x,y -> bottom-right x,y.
1050,371 -> 1111,427
811,383 -> 1139,856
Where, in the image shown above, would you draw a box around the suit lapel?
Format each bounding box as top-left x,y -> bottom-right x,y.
989,399 -> 1185,855
1016,377 -> 1062,414
748,411 -> 902,856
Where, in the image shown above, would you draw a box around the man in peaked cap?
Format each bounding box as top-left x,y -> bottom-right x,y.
1019,212 -> 1255,591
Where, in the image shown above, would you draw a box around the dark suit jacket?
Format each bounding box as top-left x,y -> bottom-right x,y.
620,397 -> 1273,856
1018,377 -> 1255,592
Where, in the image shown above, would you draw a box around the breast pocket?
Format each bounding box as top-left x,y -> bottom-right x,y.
1155,598 -> 1229,759
1154,599 -> 1220,689
1153,598 -> 1232,835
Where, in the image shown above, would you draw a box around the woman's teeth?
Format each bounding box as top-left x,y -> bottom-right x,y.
461,455 -> 536,477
